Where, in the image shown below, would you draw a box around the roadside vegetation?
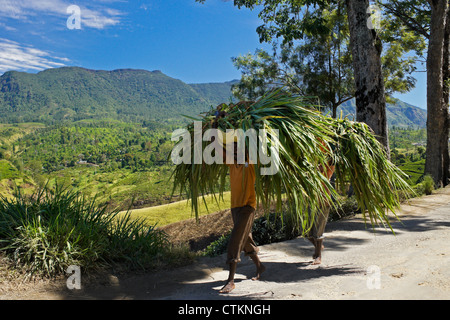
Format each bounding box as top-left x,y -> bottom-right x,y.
0,184 -> 194,278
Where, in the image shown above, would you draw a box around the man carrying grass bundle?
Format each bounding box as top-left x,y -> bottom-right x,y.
213,110 -> 265,294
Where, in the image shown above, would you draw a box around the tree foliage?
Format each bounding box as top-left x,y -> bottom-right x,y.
15,121 -> 173,173
231,1 -> 424,118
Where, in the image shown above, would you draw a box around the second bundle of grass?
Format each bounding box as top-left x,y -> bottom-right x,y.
332,118 -> 412,230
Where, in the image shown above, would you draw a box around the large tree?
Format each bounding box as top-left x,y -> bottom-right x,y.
426,0 -> 449,187
232,3 -> 355,118
382,0 -> 450,187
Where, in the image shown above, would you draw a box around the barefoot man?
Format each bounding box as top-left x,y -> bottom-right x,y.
213,110 -> 265,294
220,152 -> 266,293
307,154 -> 335,265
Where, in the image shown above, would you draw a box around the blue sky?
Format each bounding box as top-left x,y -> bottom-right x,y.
0,0 -> 426,109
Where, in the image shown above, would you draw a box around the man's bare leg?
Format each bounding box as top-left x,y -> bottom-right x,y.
219,262 -> 237,293
311,238 -> 324,265
308,237 -> 324,265
249,254 -> 265,280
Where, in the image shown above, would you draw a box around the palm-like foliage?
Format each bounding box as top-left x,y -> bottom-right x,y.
333,118 -> 411,230
171,90 -> 412,234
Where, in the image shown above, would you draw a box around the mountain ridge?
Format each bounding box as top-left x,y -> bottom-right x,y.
337,98 -> 427,128
0,67 -> 426,127
0,67 -> 212,123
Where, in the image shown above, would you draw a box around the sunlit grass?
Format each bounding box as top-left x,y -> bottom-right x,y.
122,191 -> 231,226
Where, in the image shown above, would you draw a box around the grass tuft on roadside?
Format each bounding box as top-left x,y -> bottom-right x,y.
0,183 -> 193,278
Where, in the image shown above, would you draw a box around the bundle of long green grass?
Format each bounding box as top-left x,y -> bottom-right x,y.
332,118 -> 412,230
171,90 -> 411,234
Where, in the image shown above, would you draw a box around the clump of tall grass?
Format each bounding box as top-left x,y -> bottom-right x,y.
0,184 -> 173,278
421,175 -> 435,195
411,174 -> 435,196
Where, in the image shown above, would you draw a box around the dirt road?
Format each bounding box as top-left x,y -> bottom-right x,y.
3,187 -> 450,300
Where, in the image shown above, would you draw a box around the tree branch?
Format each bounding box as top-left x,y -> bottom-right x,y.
381,1 -> 430,39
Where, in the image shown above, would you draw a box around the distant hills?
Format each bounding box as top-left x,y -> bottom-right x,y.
0,67 -> 426,127
337,98 -> 427,128
0,67 -> 222,123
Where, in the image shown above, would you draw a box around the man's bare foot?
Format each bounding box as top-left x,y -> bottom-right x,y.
219,281 -> 235,293
311,238 -> 324,264
252,264 -> 266,281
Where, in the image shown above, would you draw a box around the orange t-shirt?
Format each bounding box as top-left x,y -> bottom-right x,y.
228,163 -> 256,209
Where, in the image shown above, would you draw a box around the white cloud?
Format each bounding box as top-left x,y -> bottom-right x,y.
0,38 -> 69,74
0,22 -> 16,31
0,0 -> 123,29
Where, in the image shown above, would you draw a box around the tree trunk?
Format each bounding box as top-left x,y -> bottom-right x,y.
345,0 -> 390,157
425,0 -> 448,187
441,6 -> 450,186
332,103 -> 338,119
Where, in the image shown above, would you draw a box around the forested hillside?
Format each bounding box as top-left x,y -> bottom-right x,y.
0,67 -> 213,123
337,98 -> 427,128
0,67 -> 426,127
0,121 -> 177,209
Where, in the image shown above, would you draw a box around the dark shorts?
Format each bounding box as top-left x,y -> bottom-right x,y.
226,205 -> 259,264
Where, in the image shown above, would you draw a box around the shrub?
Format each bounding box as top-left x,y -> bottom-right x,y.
422,174 -> 435,195
203,234 -> 230,257
0,184 -> 170,277
329,196 -> 360,222
252,213 -> 299,245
